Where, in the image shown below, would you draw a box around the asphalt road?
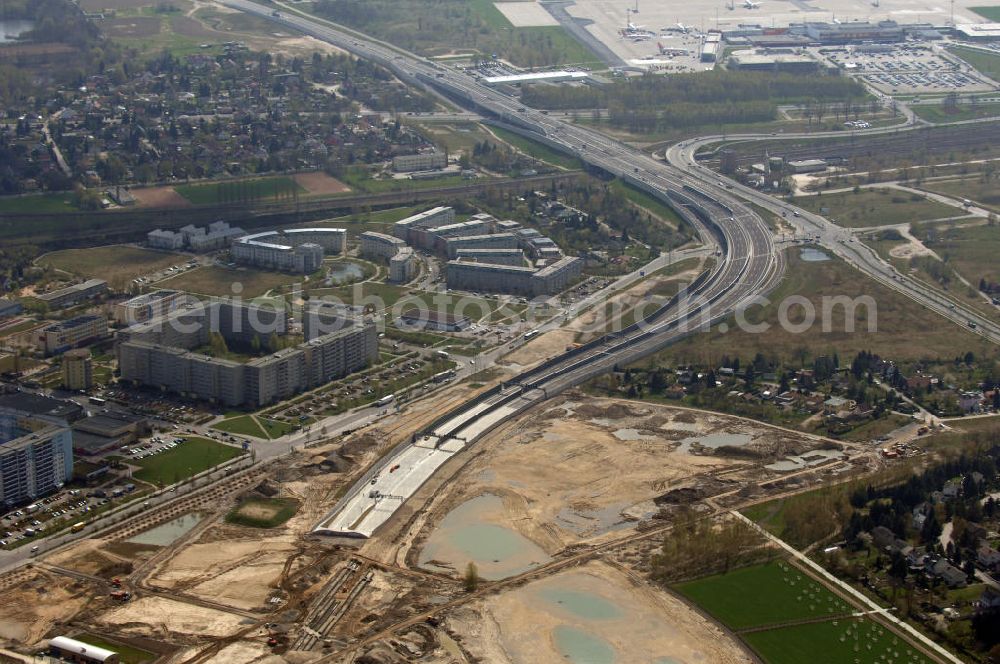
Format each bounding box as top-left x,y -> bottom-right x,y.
227,0 -> 786,536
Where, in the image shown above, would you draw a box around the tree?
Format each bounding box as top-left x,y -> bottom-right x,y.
463,562 -> 479,592
922,513 -> 942,545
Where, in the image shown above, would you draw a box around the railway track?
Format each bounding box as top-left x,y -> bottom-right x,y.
292,559 -> 370,651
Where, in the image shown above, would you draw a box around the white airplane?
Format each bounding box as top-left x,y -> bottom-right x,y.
743,0 -> 761,9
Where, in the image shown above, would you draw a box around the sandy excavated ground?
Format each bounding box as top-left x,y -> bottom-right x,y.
294,172 -> 351,196
97,596 -> 245,638
504,266 -> 704,368
501,328 -> 577,370
448,561 -> 752,664
888,224 -> 941,260
132,186 -> 192,209
0,569 -> 95,645
146,478 -> 332,611
419,397 -> 763,553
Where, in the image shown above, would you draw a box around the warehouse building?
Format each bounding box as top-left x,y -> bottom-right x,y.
0,392 -> 84,424
37,279 -> 107,310
787,159 -> 828,174
727,50 -> 820,72
482,70 -> 589,85
0,407 -> 74,508
38,315 -> 109,356
701,33 -> 722,62
71,411 -> 149,457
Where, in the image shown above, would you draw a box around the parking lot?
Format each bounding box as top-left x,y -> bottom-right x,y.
0,485 -> 138,551
822,44 -> 998,94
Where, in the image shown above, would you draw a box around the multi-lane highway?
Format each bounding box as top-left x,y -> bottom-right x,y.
666,136 -> 1000,344
215,0 -> 784,537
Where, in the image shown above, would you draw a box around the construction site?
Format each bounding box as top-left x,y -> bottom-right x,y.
0,345 -> 887,663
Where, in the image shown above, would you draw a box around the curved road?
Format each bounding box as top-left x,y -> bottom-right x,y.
216,0 -> 783,537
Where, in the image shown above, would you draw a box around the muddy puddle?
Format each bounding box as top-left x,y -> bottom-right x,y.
126,512 -> 204,547
418,494 -> 551,579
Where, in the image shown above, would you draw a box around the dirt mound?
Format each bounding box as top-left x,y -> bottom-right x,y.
574,402 -> 640,420
654,486 -> 706,505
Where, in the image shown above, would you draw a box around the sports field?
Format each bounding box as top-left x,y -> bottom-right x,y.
174,176 -> 305,205
744,618 -> 934,664
674,561 -> 850,629
675,561 -> 933,664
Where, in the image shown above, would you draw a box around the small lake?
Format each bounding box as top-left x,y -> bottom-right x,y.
800,248 -> 831,262
541,588 -> 623,620
418,494 -> 551,579
326,261 -> 364,285
553,625 -> 616,664
0,19 -> 34,43
678,431 -> 752,454
126,512 -> 204,547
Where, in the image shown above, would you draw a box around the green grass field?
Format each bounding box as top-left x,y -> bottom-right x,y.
213,415 -> 266,438
922,177 -> 1000,214
489,126 -> 584,171
792,188 -> 959,228
609,179 -> 686,229
674,561 -> 851,629
38,246 -> 185,286
972,6 -> 1000,20
174,176 -> 305,205
132,436 -> 242,486
743,617 -> 934,664
0,193 -> 76,214
157,264 -> 309,297
911,101 -> 1000,124
213,415 -> 296,439
948,45 -> 1000,79
654,247 -> 1000,367
75,634 -> 156,664
225,497 -> 300,528
918,220 -> 1000,285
